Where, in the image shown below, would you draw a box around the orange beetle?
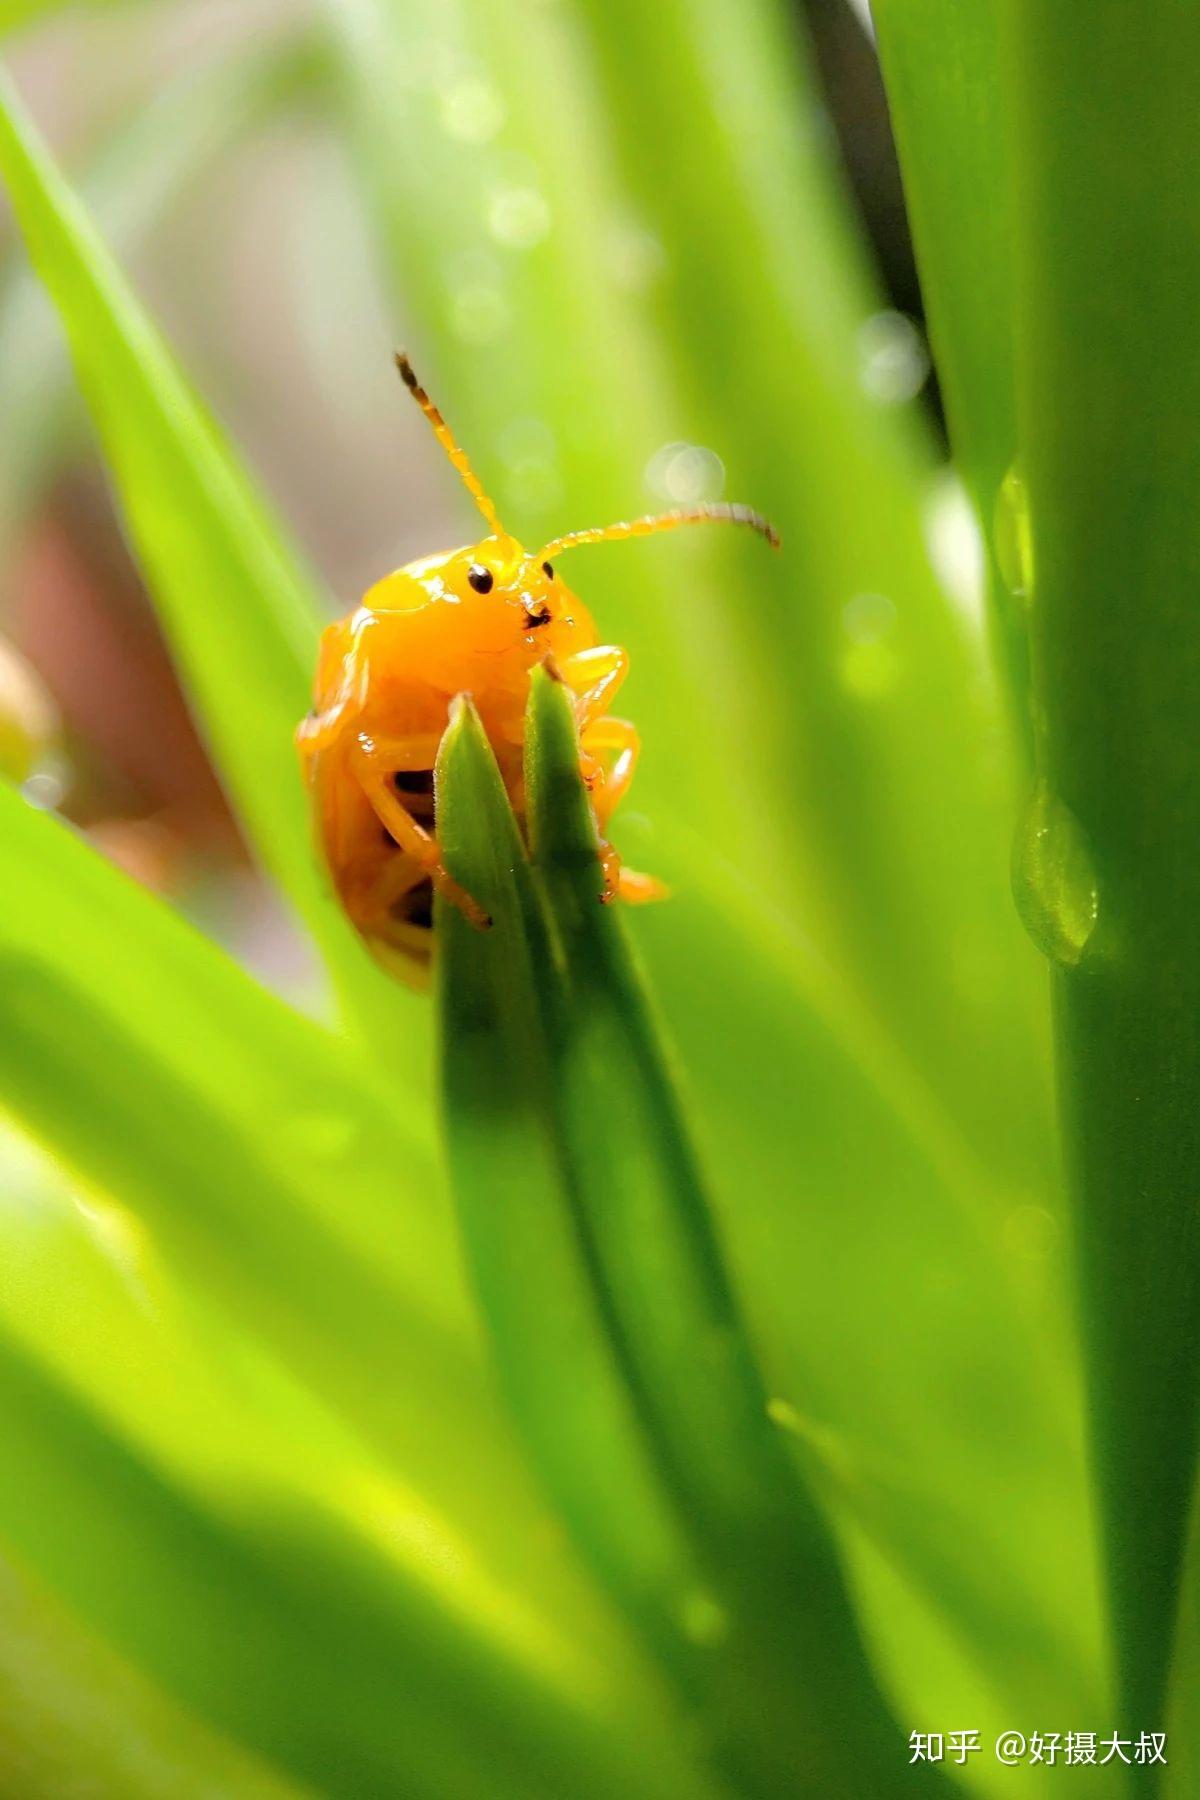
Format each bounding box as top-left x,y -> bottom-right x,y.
298,355 -> 778,981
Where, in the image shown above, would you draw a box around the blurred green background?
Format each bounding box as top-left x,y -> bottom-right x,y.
0,1 -> 1196,1796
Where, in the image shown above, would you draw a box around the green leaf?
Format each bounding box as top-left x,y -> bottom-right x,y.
870,0 -> 1014,519
870,0 -> 1031,725
437,678 -> 945,1799
434,696 -> 695,1645
1000,0 -> 1200,1742
0,66 -> 418,1065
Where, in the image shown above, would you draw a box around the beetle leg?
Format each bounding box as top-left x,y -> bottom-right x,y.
616,865 -> 668,904
556,645 -> 629,728
594,840 -> 667,907
577,717 -> 666,905
580,716 -> 641,824
295,703 -> 346,757
354,731 -> 444,769
350,738 -> 490,931
355,853 -> 428,928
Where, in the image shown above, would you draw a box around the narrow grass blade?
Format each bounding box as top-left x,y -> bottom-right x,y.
870,0 -> 1030,726
438,678 -> 948,1799
434,698 -> 697,1636
1001,0 -> 1200,1742
869,0 -> 1014,525
0,68 -> 417,1062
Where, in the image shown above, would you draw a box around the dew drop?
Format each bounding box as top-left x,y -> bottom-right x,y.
858,310 -> 929,405
486,185 -> 551,251
22,762 -> 68,811
437,75 -> 506,145
994,462 -> 1035,605
643,441 -> 725,505
1012,780 -> 1099,967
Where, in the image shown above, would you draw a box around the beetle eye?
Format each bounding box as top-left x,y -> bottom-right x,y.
542,561 -> 554,579
467,564 -> 494,594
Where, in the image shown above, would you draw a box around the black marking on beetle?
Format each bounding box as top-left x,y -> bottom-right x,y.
468,564 -> 494,594
542,560 -> 554,578
400,881 -> 434,931
524,603 -> 553,630
394,768 -> 435,797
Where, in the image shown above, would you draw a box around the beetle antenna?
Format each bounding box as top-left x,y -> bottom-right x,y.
395,351 -> 505,538
540,502 -> 780,560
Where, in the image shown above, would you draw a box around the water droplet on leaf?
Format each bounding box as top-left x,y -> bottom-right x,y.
858,310 -> 930,404
994,462 -> 1035,605
22,764 -> 68,811
1012,781 -> 1099,966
